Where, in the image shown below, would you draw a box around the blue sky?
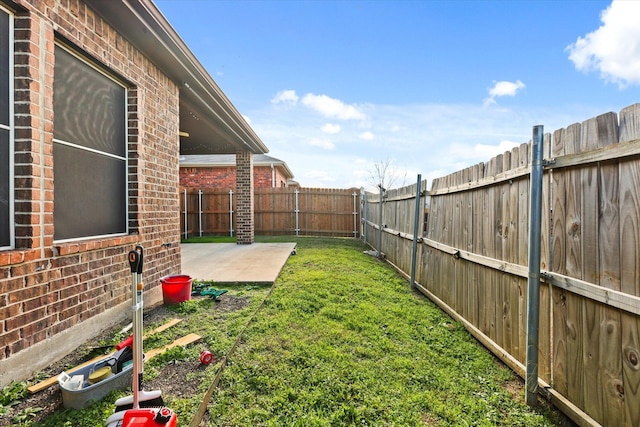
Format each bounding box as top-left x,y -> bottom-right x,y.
156,0 -> 640,190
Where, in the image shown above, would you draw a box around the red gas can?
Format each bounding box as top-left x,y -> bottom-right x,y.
121,408 -> 177,427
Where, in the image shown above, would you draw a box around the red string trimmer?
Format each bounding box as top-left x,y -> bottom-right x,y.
106,246 -> 176,427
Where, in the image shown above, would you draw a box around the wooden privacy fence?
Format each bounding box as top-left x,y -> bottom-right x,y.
363,103 -> 640,427
180,187 -> 361,238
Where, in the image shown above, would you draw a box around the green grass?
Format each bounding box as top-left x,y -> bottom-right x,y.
8,237 -> 565,426
204,237 -> 561,426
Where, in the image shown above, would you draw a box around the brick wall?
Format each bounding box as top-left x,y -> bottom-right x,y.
180,167 -> 236,188
180,165 -> 290,189
0,0 -> 182,386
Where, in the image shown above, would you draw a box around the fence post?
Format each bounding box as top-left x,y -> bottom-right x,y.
410,175 -> 422,289
377,185 -> 383,257
526,125 -> 544,406
198,189 -> 203,237
183,188 -> 188,240
295,189 -> 300,236
229,190 -> 234,237
352,192 -> 358,238
361,189 -> 367,243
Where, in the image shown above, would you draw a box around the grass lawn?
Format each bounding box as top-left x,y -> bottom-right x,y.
206,237 -> 563,426
2,237 -> 566,426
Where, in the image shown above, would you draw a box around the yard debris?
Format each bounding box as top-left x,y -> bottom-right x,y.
363,249 -> 385,259
191,282 -> 228,300
27,318 -> 183,394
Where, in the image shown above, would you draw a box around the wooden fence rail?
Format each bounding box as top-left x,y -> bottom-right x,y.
363,103 -> 640,427
180,187 -> 361,238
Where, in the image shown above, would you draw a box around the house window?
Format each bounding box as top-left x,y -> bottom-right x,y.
0,6 -> 13,250
53,44 -> 127,241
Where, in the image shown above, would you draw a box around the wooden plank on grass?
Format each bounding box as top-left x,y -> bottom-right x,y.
145,333 -> 202,360
27,318 -> 184,394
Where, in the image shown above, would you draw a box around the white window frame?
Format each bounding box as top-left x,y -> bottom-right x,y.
0,4 -> 14,251
52,42 -> 129,243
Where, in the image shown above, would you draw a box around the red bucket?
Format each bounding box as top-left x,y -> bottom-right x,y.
161,275 -> 192,305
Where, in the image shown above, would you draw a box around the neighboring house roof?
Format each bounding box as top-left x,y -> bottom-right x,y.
85,0 -> 268,156
180,154 -> 295,179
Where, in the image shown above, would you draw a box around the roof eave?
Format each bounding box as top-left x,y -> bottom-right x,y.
84,0 -> 268,155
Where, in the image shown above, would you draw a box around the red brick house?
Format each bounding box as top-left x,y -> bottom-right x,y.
0,0 -> 267,386
180,154 -> 296,189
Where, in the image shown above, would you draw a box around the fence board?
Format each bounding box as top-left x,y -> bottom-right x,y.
551,128 -> 569,397
596,112 -> 625,425
539,134 -> 552,383
517,142 -> 529,364
619,103 -> 640,427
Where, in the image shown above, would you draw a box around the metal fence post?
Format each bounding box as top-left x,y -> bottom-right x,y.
352,192 -> 358,238
229,190 -> 234,237
526,125 -> 544,406
410,175 -> 422,289
198,189 -> 203,237
362,189 -> 367,243
377,185 -> 383,257
183,188 -> 188,240
295,189 -> 300,236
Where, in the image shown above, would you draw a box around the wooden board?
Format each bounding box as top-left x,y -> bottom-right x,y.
562,122 -> 585,410
517,142 -> 529,363
27,318 -> 183,394
145,333 -> 202,360
619,103 -> 640,426
594,113 -> 624,424
551,128 -> 569,396
537,133 -> 552,383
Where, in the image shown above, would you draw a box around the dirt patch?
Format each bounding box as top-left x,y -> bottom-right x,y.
0,294 -> 247,427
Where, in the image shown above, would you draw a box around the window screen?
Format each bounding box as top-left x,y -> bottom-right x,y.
53,45 -> 127,241
0,8 -> 11,249
0,10 -> 9,124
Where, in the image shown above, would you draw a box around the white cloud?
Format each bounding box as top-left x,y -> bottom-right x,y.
301,93 -> 367,120
308,138 -> 335,150
321,123 -> 341,134
271,89 -> 299,105
248,98 -> 605,190
566,0 -> 640,87
474,140 -> 521,158
483,80 -> 526,107
359,131 -> 375,140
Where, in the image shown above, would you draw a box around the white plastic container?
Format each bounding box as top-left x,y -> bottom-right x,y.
58,356 -> 135,410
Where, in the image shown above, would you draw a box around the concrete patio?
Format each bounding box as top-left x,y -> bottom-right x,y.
180,242 -> 297,283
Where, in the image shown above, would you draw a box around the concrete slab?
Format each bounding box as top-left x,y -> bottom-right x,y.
180,242 -> 297,283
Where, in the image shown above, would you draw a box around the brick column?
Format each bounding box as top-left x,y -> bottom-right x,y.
235,152 -> 254,244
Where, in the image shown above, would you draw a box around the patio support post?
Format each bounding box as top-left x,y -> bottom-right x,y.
526,125 -> 544,406
235,152 -> 255,244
